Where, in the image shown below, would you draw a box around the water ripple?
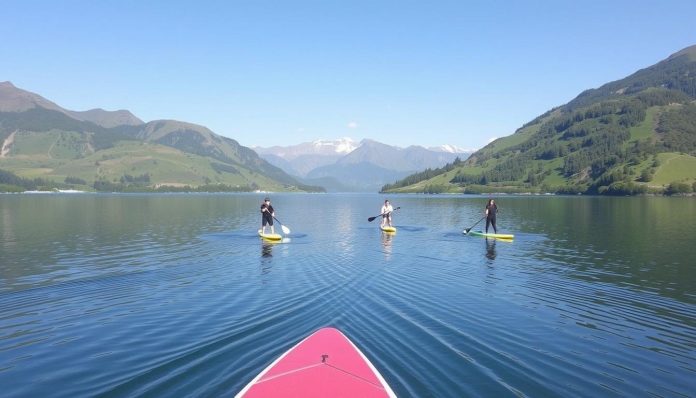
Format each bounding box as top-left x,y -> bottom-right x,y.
1,194 -> 695,397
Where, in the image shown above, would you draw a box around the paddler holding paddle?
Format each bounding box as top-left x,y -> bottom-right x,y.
380,199 -> 394,228
260,197 -> 275,235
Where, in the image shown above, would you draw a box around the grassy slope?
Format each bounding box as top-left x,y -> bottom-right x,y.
627,106 -> 658,143
652,153 -> 696,185
540,158 -> 565,186
1,135 -> 295,191
479,122 -> 542,155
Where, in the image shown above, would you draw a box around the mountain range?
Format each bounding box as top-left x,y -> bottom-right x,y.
255,139 -> 473,192
384,44 -> 696,195
0,81 -> 322,192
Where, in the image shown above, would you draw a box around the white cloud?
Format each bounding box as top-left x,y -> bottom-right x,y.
347,121 -> 358,129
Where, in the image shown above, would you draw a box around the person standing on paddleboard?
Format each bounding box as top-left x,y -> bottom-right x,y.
485,198 -> 498,234
260,197 -> 275,235
381,200 -> 394,228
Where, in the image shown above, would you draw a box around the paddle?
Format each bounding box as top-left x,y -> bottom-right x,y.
272,216 -> 291,234
367,207 -> 400,222
463,215 -> 486,234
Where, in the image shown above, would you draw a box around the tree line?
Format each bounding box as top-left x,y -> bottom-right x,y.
386,87 -> 696,195
380,157 -> 464,191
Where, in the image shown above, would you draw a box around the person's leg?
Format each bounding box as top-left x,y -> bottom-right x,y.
262,215 -> 271,234
486,217 -> 490,233
492,217 -> 497,234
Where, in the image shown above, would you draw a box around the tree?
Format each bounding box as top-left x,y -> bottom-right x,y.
639,168 -> 653,182
665,182 -> 692,195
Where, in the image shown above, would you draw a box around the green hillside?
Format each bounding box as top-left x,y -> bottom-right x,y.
0,101 -> 323,192
384,45 -> 696,196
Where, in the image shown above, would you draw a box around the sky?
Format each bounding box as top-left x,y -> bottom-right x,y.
1,1 -> 695,150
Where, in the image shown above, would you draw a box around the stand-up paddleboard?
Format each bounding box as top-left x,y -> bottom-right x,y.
258,229 -> 282,241
236,327 -> 397,398
380,225 -> 396,233
465,230 -> 514,240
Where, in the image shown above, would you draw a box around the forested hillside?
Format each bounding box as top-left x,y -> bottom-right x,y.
383,45 -> 696,195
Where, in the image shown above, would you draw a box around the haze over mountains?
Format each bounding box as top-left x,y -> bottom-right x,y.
0,81 -> 321,192
255,139 -> 473,191
384,44 -> 696,195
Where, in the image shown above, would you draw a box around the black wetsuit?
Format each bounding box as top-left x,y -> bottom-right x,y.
485,203 -> 497,234
261,203 -> 274,226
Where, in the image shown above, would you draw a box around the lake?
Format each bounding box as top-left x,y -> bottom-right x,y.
0,193 -> 694,397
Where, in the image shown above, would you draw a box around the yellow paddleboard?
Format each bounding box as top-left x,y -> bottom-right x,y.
380,225 -> 396,233
258,230 -> 282,241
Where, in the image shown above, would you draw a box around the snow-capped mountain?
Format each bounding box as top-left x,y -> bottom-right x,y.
254,138 -> 474,191
254,137 -> 357,160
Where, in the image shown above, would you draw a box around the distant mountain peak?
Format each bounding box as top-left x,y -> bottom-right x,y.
0,81 -> 65,113
0,81 -> 143,127
359,138 -> 393,148
68,108 -> 143,127
310,137 -> 357,154
255,137 -> 358,160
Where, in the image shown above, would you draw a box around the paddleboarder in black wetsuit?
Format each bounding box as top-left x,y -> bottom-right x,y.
260,197 -> 275,234
485,198 -> 498,234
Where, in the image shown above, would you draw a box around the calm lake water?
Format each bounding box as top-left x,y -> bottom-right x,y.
0,193 -> 694,397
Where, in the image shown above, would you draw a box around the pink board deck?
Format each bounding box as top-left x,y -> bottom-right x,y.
236,327 -> 396,397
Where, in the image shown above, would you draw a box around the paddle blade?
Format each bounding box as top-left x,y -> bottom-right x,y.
281,224 -> 291,234
368,216 -> 377,222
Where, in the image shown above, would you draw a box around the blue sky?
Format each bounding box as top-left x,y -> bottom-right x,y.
2,1 -> 695,150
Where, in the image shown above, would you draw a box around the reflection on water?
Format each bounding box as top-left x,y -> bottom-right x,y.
485,238 -> 497,261
260,242 -> 273,276
381,231 -> 394,260
261,242 -> 274,258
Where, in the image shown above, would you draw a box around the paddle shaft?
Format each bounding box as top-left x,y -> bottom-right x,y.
368,207 -> 400,222
465,215 -> 486,233
262,207 -> 290,234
